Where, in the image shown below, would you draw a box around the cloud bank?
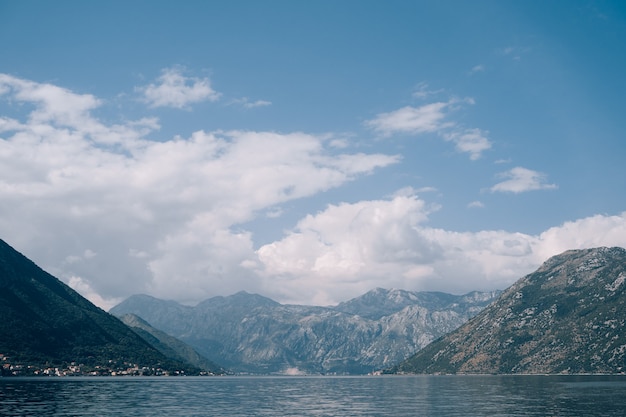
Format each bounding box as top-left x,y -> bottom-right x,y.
0,73 -> 397,307
1,73 -> 624,309
256,194 -> 626,305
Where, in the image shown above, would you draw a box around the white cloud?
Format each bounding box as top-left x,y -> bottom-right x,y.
230,97 -> 272,108
468,200 -> 484,208
1,74 -> 623,310
443,128 -> 491,160
535,213 -> 626,260
138,67 -> 221,109
256,194 -> 438,304
328,138 -> 349,148
491,166 -> 557,193
365,98 -> 492,160
68,276 -> 123,311
0,73 -> 101,132
366,102 -> 450,136
0,73 -> 399,307
415,186 -> 438,193
255,191 -> 626,305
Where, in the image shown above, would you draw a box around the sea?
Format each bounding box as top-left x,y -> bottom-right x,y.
2,375 -> 626,416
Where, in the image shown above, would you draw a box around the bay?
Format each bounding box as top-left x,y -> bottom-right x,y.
1,375 -> 626,416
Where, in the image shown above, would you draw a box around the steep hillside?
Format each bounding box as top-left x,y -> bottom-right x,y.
0,239 -> 198,375
119,314 -> 224,374
392,247 -> 626,374
111,288 -> 498,374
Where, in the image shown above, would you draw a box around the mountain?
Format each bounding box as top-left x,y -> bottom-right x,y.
335,287 -> 497,320
392,247 -> 626,374
0,238 -> 199,375
119,314 -> 224,374
110,288 -> 499,374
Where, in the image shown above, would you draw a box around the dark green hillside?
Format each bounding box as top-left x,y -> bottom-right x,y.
391,247 -> 626,374
0,238 -> 196,374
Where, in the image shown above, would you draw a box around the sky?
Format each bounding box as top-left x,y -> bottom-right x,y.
1,0 -> 625,309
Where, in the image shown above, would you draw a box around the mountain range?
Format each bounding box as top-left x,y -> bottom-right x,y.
5,233 -> 623,376
391,247 -> 626,374
110,288 -> 499,374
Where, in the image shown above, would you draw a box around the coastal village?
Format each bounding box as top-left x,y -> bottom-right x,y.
0,354 -> 210,377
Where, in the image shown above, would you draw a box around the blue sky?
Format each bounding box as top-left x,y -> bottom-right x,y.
1,0 -> 625,308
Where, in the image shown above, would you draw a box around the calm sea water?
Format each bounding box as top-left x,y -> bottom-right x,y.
1,375 -> 626,416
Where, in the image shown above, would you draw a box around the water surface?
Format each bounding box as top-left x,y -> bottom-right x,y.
2,375 -> 626,416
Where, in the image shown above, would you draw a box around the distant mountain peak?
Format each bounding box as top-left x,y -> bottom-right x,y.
195,290 -> 280,310
227,290 -> 279,305
334,287 -> 473,320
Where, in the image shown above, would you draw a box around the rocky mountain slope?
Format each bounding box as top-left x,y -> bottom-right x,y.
0,238 -> 201,375
392,247 -> 626,374
110,288 -> 499,374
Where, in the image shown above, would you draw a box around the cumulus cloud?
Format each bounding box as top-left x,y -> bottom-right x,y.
256,194 -> 438,304
255,192 -> 626,305
138,67 -> 221,109
491,166 -> 557,193
0,73 -> 399,306
365,98 -> 492,160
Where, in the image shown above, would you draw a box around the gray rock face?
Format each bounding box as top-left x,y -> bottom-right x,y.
110,288 -> 499,374
393,247 -> 626,374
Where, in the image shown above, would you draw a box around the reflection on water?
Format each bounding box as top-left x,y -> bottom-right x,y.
1,375 -> 626,416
